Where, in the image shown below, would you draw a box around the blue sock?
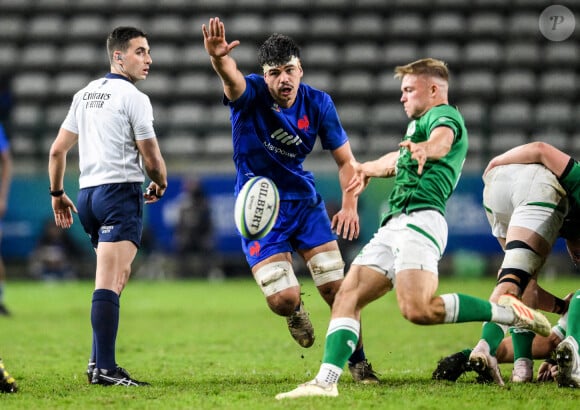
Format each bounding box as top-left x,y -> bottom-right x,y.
91,289 -> 120,371
90,332 -> 96,363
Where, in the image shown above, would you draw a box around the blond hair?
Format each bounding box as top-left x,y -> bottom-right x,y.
394,58 -> 449,81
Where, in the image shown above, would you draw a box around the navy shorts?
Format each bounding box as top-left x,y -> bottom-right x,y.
241,193 -> 337,267
77,182 -> 143,248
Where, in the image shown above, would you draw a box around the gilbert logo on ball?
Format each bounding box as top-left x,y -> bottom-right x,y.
234,176 -> 280,239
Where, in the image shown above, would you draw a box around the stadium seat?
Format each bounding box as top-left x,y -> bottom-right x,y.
336,71 -> 374,98
302,43 -> 340,68
383,42 -> 421,66
529,131 -> 568,151
0,0 -> 35,12
489,131 -> 528,155
344,43 -> 381,67
27,14 -> 66,40
174,72 -> 219,99
44,103 -> 71,129
167,103 -> 208,128
182,44 -> 212,69
206,104 -> 231,129
489,100 -> 533,131
534,101 -> 574,129
457,70 -> 496,100
0,14 -> 26,41
497,70 -> 536,98
429,12 -> 465,38
0,44 -> 17,71
9,132 -> 37,157
386,13 -> 425,40
12,72 -> 52,98
345,14 -> 384,38
74,0 -> 116,11
149,43 -> 180,69
308,14 -> 344,39
368,102 -> 408,129
456,100 -> 487,132
568,132 -> 580,158
544,42 -> 580,67
11,104 -> 44,130
61,43 -> 102,69
507,13 -> 540,38
228,14 -> 266,38
148,14 -> 185,39
463,41 -> 503,68
204,133 -> 233,155
267,14 -> 306,37
336,103 -> 368,130
504,41 -> 541,69
52,72 -> 91,98
366,132 -> 403,156
227,43 -> 257,71
108,15 -> 146,31
69,15 -> 107,40
304,71 -> 335,94
376,73 -> 402,98
21,43 -> 60,69
467,12 -> 504,39
423,42 -> 461,66
136,72 -> 172,99
161,135 -> 205,156
539,70 -> 577,99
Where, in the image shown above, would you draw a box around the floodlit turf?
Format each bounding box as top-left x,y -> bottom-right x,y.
1,275 -> 579,409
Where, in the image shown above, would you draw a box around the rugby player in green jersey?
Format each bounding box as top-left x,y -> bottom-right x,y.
276,58 -> 551,398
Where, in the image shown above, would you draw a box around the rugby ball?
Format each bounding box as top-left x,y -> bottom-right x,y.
234,176 -> 280,239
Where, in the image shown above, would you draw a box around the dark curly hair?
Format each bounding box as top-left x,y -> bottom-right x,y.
257,33 -> 301,67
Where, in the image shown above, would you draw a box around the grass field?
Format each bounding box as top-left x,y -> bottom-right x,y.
1,275 -> 579,409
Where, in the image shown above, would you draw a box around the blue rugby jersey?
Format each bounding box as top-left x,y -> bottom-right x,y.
226,73 -> 348,201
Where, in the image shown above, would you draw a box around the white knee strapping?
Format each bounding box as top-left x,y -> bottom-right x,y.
253,261 -> 299,297
307,250 -> 345,286
500,247 -> 544,274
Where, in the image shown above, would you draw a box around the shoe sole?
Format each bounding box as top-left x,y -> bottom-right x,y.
275,383 -> 338,399
469,352 -> 504,386
556,340 -> 580,388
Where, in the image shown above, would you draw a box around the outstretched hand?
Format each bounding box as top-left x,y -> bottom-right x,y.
399,140 -> 426,175
345,160 -> 370,197
202,17 -> 240,58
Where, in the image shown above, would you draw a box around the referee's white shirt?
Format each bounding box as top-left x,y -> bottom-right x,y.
61,75 -> 156,189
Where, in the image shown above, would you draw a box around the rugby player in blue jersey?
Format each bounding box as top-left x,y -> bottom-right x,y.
202,17 -> 377,382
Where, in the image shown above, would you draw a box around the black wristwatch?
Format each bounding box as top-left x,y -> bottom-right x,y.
49,188 -> 65,197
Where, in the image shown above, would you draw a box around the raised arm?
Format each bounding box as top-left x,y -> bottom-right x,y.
399,125 -> 454,175
202,17 -> 246,101
484,141 -> 571,178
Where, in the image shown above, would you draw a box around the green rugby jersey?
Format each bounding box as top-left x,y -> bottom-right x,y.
381,104 -> 468,225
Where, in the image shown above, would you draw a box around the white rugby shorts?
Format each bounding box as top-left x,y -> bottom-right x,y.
351,210 -> 447,286
483,164 -> 567,243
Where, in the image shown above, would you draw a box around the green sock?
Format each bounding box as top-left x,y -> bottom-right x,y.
451,293 -> 492,322
567,290 -> 580,340
509,327 -> 534,360
481,321 -> 505,356
322,318 -> 360,369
